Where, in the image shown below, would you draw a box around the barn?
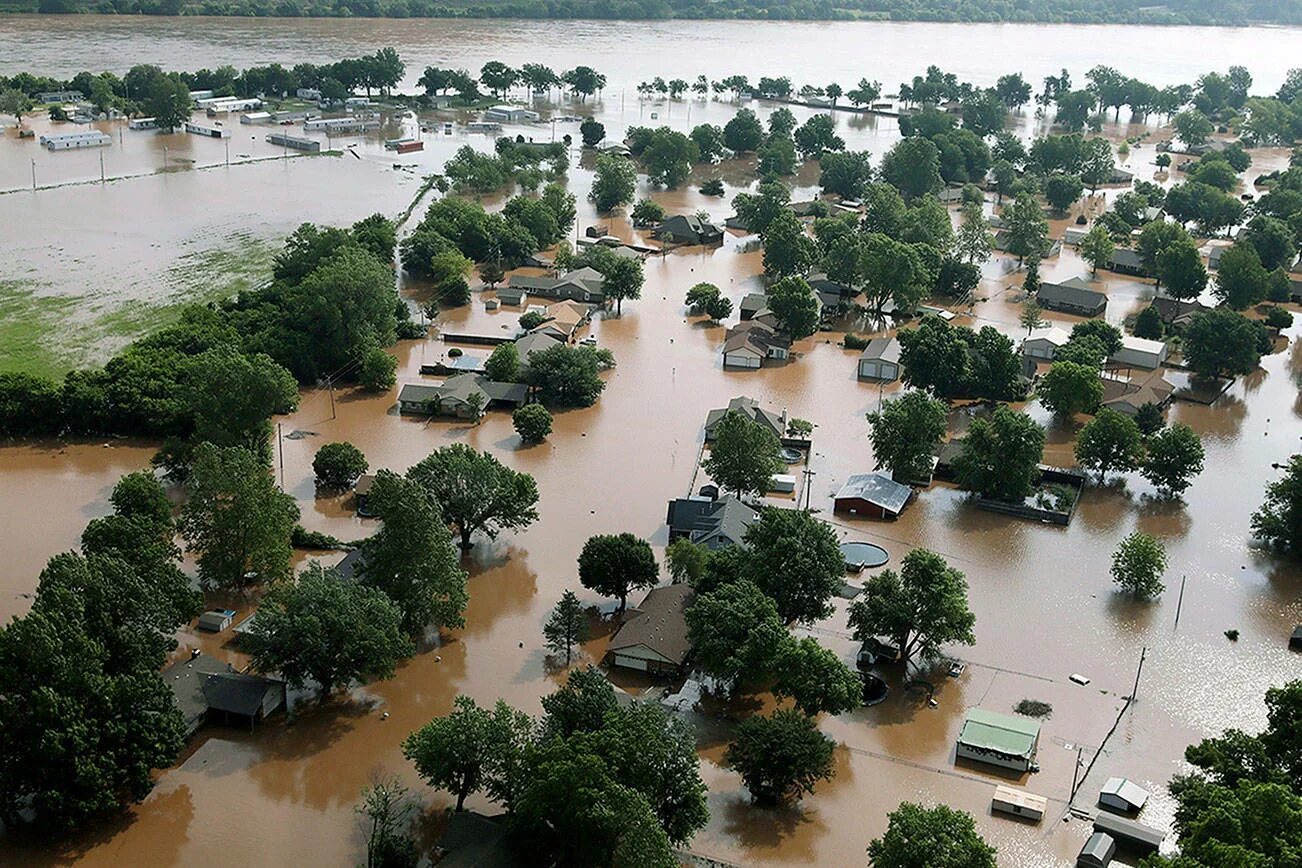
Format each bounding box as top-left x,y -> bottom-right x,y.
833,473 -> 912,519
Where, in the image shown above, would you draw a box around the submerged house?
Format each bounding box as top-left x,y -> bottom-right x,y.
956,708 -> 1041,772
833,473 -> 912,519
1105,247 -> 1150,277
1100,371 -> 1174,417
1099,777 -> 1149,814
665,493 -> 758,549
1035,277 -> 1107,318
163,652 -> 286,737
507,266 -> 606,303
605,584 -> 695,677
704,396 -> 786,441
857,337 -> 901,382
655,214 -> 723,245
397,375 -> 528,418
1021,326 -> 1072,361
530,300 -> 594,342
722,320 -> 790,368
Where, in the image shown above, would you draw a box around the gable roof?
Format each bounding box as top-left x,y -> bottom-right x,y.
704,396 -> 785,440
1023,326 -> 1071,347
835,473 -> 912,513
859,337 -> 901,364
202,671 -> 281,717
514,331 -> 563,361
666,494 -> 757,549
958,708 -> 1040,758
608,584 -> 695,665
1037,278 -> 1107,313
1101,777 -> 1149,810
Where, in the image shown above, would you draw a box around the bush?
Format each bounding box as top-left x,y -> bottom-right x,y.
1263,306 -> 1293,329
291,525 -> 346,549
843,333 -> 870,350
512,403 -> 554,443
313,441 -> 369,490
519,311 -> 546,331
396,319 -> 427,339
448,347 -> 463,358
359,346 -> 398,392
700,178 -> 725,196
1014,699 -> 1052,718
1133,305 -> 1164,340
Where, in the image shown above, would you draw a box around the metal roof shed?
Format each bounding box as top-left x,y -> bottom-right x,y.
1092,812 -> 1165,854
956,708 -> 1041,772
1099,777 -> 1149,813
1076,831 -> 1116,867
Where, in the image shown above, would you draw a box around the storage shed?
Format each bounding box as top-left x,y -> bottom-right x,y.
834,473 -> 912,519
1091,812 -> 1165,854
1022,327 -> 1071,361
857,337 -> 901,381
197,609 -> 236,632
991,785 -> 1047,822
1099,777 -> 1149,813
1109,335 -> 1168,370
1076,832 -> 1116,868
956,708 -> 1041,772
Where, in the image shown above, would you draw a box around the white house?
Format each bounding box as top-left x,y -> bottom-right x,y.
858,337 -> 901,381
1021,326 -> 1071,361
483,105 -> 540,124
991,785 -> 1047,823
1109,335 -> 1168,370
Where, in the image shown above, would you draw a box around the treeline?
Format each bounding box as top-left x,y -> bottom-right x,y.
17,0 -> 1302,25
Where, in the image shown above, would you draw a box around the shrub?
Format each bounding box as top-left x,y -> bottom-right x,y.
512,403 -> 554,443
1014,699 -> 1052,718
359,346 -> 398,392
1263,306 -> 1293,329
313,441 -> 369,490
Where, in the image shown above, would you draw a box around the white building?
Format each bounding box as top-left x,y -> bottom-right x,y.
295,88 -> 322,101
1021,326 -> 1071,361
303,117 -> 380,133
184,121 -> 231,139
128,117 -> 159,130
39,131 -> 111,150
482,105 -> 540,124
1110,335 -> 1168,370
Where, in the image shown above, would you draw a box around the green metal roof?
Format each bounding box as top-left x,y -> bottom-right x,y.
958,708 -> 1041,758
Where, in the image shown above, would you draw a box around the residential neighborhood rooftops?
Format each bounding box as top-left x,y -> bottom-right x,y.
665,494 -> 758,549
704,396 -> 786,440
1036,278 -> 1107,316
859,337 -> 901,364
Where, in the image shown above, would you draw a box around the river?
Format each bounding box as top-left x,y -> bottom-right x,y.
2,13 -> 1301,868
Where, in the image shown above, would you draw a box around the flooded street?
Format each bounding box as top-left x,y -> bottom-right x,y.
2,15 -> 1301,868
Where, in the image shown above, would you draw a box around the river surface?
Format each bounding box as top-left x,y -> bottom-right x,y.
1,14 -> 1301,868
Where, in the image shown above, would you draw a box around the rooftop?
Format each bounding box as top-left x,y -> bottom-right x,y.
834,473 -> 912,513
957,708 -> 1040,758
608,584 -> 695,665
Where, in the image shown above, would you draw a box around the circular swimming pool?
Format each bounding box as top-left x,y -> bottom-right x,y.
840,541 -> 889,570
779,447 -> 803,463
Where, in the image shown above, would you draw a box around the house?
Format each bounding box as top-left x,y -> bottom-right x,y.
1149,296 -> 1210,330
858,338 -> 902,381
202,670 -> 287,731
704,396 -> 786,441
597,141 -> 632,157
1105,247 -> 1149,277
1098,777 -> 1149,814
1205,243 -> 1230,270
37,90 -> 83,104
1076,832 -> 1116,868
1022,326 -> 1072,361
1063,226 -> 1089,246
1091,813 -> 1165,855
1109,335 -> 1168,370
739,293 -> 768,321
955,708 -> 1041,772
995,231 -> 1061,259
332,548 -> 365,581
655,214 -> 723,246
496,286 -> 526,306
482,105 -> 540,124
435,811 -> 524,868
303,116 -> 379,133
397,375 -> 528,417
197,609 -> 236,632
936,186 -> 965,205
39,131 -> 111,150
507,266 -> 606,303
605,584 -> 695,677
665,493 -> 758,549
266,133 -> 320,152
295,87 -> 322,101
1100,372 -> 1174,417
513,331 -> 563,364
991,785 -> 1047,822
184,121 -> 231,139
834,473 -> 912,519
164,653 -> 238,738
1109,166 -> 1134,185
354,474 -> 375,516
1036,278 -> 1107,317
531,300 -> 594,342
722,320 -> 790,368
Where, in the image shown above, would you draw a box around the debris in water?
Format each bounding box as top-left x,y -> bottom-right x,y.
1069,673 -> 1091,685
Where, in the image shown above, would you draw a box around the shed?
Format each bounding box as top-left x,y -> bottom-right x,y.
197,609 -> 236,633
739,293 -> 768,321
1091,812 -> 1165,854
1022,326 -> 1071,361
834,473 -> 912,519
1063,226 -> 1088,246
768,473 -> 797,494
1109,335 -> 1168,370
606,584 -> 695,677
1077,832 -> 1116,868
1036,277 -> 1107,317
857,338 -> 901,381
354,473 -> 376,516
1099,777 -> 1149,813
202,671 -> 286,730
496,286 -> 526,306
956,708 -> 1041,772
991,785 -> 1047,822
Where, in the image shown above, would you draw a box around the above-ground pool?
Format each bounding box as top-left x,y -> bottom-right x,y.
840,541 -> 889,570
779,447 -> 803,463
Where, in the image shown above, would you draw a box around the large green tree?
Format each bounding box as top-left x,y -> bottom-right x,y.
1182,309 -> 1266,379
867,802 -> 997,868
1252,456 -> 1302,555
866,390 -> 948,483
403,695 -> 533,811
1110,531 -> 1167,599
952,407 -> 1045,501
702,409 -> 784,499
588,152 -> 636,214
773,637 -> 864,716
767,275 -> 821,338
742,507 -> 844,625
724,709 -> 836,806
407,444 -> 540,550
577,532 -> 658,613
1142,423 -> 1205,498
848,548 -> 976,669
1076,409 -> 1145,480
880,136 -> 943,201
1038,360 -> 1103,417
686,579 -> 787,685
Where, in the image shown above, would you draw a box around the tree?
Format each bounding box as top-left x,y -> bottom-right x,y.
477,61 -> 518,96
1135,402 -> 1165,436
484,342 -> 520,383
641,128 -> 698,188
1136,220 -> 1188,290
186,346 -> 299,462
773,637 -> 863,716
1079,137 -> 1116,194
543,590 -> 588,665
540,665 -> 618,738
690,123 -> 725,162
630,197 -> 667,227
866,391 -> 948,484
757,136 -> 798,177
1076,409 -> 1145,480
701,409 -> 784,499
1002,192 -> 1048,265
359,471 -> 468,635
110,469 -> 173,526
1183,309 -> 1265,378
523,343 -> 611,408
743,508 -> 844,625
793,114 -> 845,160
761,210 -> 817,279
1241,215 -> 1297,272
579,118 -> 605,147
725,709 -> 835,806
356,777 -> 419,868
686,580 -> 786,685
588,152 -> 636,214
0,87 -> 32,124
1134,305 -> 1164,340
561,66 -> 606,101
359,346 -> 397,392
403,695 -> 532,811
577,532 -> 658,613
1110,531 -> 1167,599
314,441 -> 368,490
249,563 -> 412,696
1142,423 -> 1204,498
954,203 -> 993,265
1070,319 -> 1123,357
767,275 -> 820,339
1214,243 -> 1268,310
145,74 -> 192,131
1020,298 -> 1045,335
848,548 -> 976,669
952,407 -> 1045,501
1079,225 -> 1115,275
880,136 -> 942,201
723,108 -> 764,152
179,443 -> 299,589
408,443 -> 540,549
1044,173 -> 1084,214
867,802 -> 997,868
1038,361 -> 1103,417
512,403 -> 553,444
898,316 -> 971,398
1252,456 -> 1302,554
1174,108 -> 1214,146
685,282 -> 732,321
602,256 -> 644,315
819,150 -> 873,200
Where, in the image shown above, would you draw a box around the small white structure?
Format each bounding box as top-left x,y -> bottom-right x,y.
1109,335 -> 1168,370
296,87 -> 322,101
199,96 -> 262,113
1063,226 -> 1088,245
466,121 -> 503,133
857,337 -> 901,381
128,117 -> 159,130
482,105 -> 540,124
240,111 -> 273,124
1099,777 -> 1149,813
39,130 -> 111,150
768,474 -> 797,494
188,89 -> 215,102
991,785 -> 1047,822
1022,326 -> 1071,361
185,121 -> 231,139
304,116 -> 380,133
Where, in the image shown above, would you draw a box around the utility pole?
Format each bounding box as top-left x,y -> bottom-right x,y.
802,466 -> 816,511
99,150 -> 105,184
277,422 -> 285,489
31,159 -> 36,191
328,376 -> 336,419
224,138 -> 229,168
1069,744 -> 1084,803
1173,575 -> 1187,629
1130,646 -> 1147,704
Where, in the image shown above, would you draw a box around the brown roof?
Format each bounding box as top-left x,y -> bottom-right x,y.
607,584 -> 694,665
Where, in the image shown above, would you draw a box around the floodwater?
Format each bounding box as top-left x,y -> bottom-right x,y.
1,15 -> 1301,868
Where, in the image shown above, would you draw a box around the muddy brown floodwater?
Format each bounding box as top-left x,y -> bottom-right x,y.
2,18 -> 1302,868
